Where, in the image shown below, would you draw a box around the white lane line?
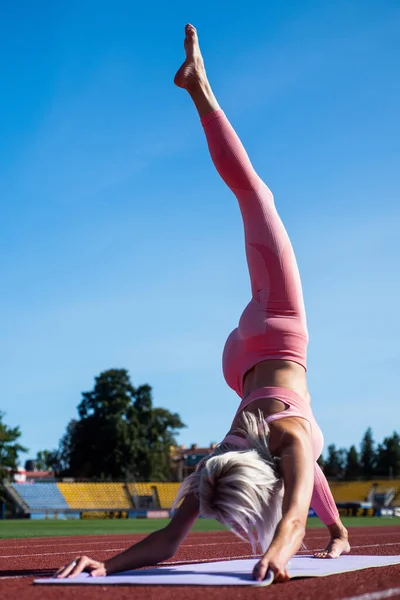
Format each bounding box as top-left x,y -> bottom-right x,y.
0,526 -> 398,544
0,531 -> 233,543
0,541 -> 251,559
2,529 -> 398,551
342,588 -> 400,600
306,532 -> 400,540
1,532 -> 233,539
0,573 -> 50,581
340,542 -> 400,550
1,539 -> 400,561
0,549 -> 125,559
0,534 -> 235,551
297,541 -> 400,553
159,554 -> 259,565
2,540 -> 400,560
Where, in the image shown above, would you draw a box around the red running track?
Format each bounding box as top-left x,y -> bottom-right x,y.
0,525 -> 399,600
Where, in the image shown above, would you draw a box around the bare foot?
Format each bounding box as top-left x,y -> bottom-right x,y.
314,531 -> 351,559
174,24 -> 206,90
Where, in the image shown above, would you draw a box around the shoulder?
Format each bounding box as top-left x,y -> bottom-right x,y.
268,417 -> 312,456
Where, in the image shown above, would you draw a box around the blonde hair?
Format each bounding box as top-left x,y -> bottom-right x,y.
173,411 -> 283,553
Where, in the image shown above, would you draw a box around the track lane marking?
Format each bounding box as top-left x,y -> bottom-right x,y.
0,534 -> 235,550
342,588 -> 400,600
1,540 -> 400,560
1,530 -> 399,552
0,541 -> 250,559
1,528 -> 398,551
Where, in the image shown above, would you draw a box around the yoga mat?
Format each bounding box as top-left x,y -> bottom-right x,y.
35,555 -> 400,587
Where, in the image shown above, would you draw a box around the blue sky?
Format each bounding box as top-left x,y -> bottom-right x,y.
1,1 -> 399,465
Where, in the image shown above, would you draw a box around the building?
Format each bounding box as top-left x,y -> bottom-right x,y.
170,443 -> 217,481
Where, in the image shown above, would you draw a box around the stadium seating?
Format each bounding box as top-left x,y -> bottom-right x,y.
9,479 -> 400,516
126,482 -> 180,509
370,480 -> 400,506
57,483 -> 133,509
155,483 -> 181,508
11,482 -> 69,510
391,487 -> 400,505
329,481 -> 373,502
329,479 -> 400,504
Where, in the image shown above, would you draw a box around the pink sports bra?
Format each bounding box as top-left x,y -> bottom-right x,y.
218,386 -> 340,526
221,386 -> 324,461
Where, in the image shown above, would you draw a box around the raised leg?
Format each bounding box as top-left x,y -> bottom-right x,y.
175,25 -> 307,332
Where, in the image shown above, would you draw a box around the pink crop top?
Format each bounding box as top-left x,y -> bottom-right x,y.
219,387 -> 339,526
222,387 -> 323,460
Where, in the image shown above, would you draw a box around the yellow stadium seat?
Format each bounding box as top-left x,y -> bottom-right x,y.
328,481 -> 373,503
126,483 -> 181,509
329,479 -> 400,504
57,483 -> 133,509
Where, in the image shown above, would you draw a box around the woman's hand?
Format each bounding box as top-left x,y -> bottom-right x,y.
253,550 -> 290,583
54,556 -> 106,579
253,516 -> 305,583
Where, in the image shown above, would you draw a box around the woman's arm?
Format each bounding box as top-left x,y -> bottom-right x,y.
253,418 -> 314,582
55,494 -> 200,578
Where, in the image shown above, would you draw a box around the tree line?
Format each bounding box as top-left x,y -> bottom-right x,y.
319,428 -> 400,480
1,368 -> 400,481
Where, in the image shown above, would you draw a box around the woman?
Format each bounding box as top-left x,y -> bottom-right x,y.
56,24 -> 350,583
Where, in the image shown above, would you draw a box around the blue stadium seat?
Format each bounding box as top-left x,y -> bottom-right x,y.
12,483 -> 69,510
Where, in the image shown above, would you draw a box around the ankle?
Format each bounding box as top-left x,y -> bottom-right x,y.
327,521 -> 348,539
187,75 -> 210,96
189,81 -> 220,118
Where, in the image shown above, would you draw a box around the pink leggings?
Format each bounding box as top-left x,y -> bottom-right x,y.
201,110 -> 309,398
202,110 -> 339,526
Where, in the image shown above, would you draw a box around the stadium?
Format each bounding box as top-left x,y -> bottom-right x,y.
2,456 -> 400,522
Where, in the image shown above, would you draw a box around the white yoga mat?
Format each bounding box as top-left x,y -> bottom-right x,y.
35,555 -> 400,587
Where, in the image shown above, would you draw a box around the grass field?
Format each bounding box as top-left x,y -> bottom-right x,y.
0,517 -> 398,539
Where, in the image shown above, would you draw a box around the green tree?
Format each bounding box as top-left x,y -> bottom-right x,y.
33,450 -> 61,472
323,444 -> 346,478
344,445 -> 360,480
146,406 -> 187,480
375,432 -> 400,477
59,369 -> 185,480
0,412 -> 27,478
58,420 -> 78,473
360,428 -> 376,479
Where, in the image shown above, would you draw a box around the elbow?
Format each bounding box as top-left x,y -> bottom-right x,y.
281,515 -> 306,541
162,548 -> 177,562
161,542 -> 180,563
292,517 -> 306,536
162,531 -> 181,561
